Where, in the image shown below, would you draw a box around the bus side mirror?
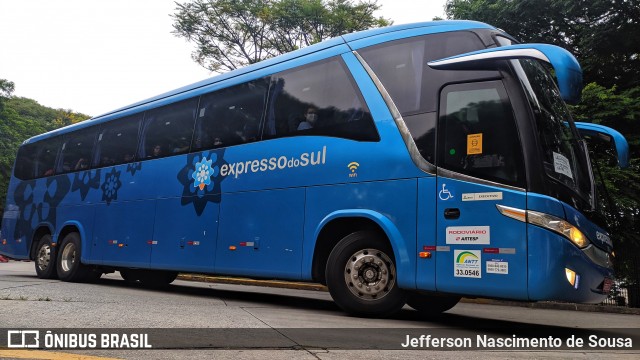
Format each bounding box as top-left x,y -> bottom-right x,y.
575,122 -> 630,168
427,44 -> 583,104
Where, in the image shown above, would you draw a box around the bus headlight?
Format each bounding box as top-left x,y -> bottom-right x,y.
567,226 -> 588,248
527,211 -> 590,248
497,205 -> 591,249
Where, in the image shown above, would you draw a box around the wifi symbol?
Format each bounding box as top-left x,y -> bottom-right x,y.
347,162 -> 360,173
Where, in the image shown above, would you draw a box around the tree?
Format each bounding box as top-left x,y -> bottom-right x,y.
0,79 -> 15,99
569,84 -> 640,289
445,0 -> 640,90
172,0 -> 390,72
0,84 -> 91,219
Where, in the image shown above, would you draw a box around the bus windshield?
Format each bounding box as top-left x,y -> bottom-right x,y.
515,59 -> 594,209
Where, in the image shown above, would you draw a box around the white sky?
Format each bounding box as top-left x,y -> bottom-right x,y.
0,0 -> 447,117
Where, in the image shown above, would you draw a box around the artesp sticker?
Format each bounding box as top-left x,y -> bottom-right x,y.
446,226 -> 490,245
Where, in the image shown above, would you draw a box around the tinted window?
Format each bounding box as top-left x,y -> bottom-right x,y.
95,115 -> 141,167
14,144 -> 37,180
359,31 -> 489,115
517,59 -> 593,204
37,139 -> 61,177
438,81 -> 525,187
265,57 -> 378,141
359,32 -> 491,161
58,129 -> 96,173
140,98 -> 198,158
405,112 -> 437,164
193,79 -> 268,151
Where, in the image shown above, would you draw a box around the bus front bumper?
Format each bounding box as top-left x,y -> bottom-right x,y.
527,224 -> 613,304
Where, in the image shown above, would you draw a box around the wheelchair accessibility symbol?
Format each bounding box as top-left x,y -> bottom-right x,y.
439,184 -> 453,201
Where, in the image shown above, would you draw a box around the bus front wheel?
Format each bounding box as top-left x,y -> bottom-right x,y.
34,234 -> 57,279
56,232 -> 101,283
325,231 -> 406,317
405,292 -> 460,314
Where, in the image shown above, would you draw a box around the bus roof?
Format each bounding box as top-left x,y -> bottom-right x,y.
25,20 -> 495,144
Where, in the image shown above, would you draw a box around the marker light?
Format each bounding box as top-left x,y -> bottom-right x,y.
565,268 -> 580,289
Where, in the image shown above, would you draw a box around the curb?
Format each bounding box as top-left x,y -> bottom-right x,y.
177,274 -> 328,292
459,298 -> 640,315
177,273 -> 640,315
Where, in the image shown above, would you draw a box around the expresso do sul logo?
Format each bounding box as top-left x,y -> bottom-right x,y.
596,232 -> 612,247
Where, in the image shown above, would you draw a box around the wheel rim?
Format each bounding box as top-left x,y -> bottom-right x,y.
344,248 -> 396,300
60,242 -> 77,273
36,243 -> 51,271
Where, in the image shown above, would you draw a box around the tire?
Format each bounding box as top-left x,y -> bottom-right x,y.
120,269 -> 140,284
34,234 -> 57,279
325,231 -> 406,317
139,270 -> 178,288
406,292 -> 460,314
121,269 -> 177,287
56,232 -> 101,282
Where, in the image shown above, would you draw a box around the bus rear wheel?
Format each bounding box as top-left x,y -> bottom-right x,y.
56,232 -> 101,283
325,231 -> 406,317
406,292 -> 460,315
34,234 -> 57,279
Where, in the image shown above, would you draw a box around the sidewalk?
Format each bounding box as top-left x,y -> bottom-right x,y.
177,273 -> 640,315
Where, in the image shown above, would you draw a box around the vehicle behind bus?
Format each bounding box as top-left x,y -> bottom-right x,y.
0,20 -> 629,317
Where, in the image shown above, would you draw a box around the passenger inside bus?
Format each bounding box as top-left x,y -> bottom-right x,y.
151,145 -> 162,158
297,106 -> 319,130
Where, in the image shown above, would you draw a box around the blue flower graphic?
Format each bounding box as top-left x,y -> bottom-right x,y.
101,168 -> 122,205
178,150 -> 227,216
192,158 -> 214,191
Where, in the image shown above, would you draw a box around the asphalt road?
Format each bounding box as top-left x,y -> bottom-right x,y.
0,260 -> 638,359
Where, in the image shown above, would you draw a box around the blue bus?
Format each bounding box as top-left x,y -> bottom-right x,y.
0,20 -> 629,317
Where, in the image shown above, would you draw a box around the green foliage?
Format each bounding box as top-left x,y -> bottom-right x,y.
0,83 -> 90,216
0,79 -> 15,98
445,0 -> 640,90
172,0 -> 390,72
569,84 -> 640,284
572,84 -> 640,153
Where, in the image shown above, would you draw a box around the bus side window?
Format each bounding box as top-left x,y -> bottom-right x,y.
265,56 -> 378,141
34,139 -> 61,178
358,31 -> 493,163
139,98 -> 198,159
58,129 -> 96,173
14,144 -> 37,180
94,114 -> 142,168
193,79 -> 269,151
438,81 -> 525,188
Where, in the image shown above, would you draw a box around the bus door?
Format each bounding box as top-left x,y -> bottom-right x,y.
434,81 -> 528,299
